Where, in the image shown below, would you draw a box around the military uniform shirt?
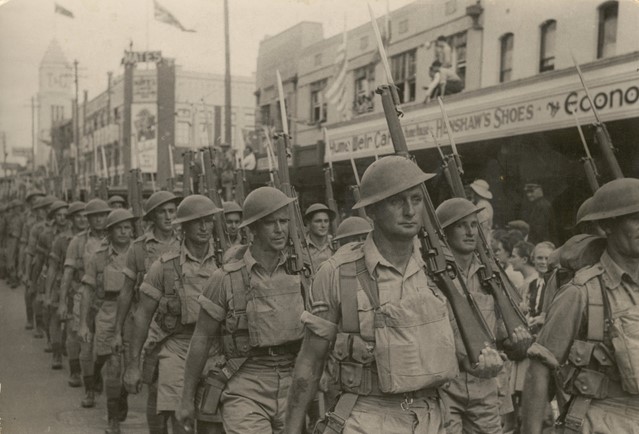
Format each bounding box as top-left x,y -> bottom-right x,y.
305,234 -> 335,270
82,243 -> 128,291
123,229 -> 179,283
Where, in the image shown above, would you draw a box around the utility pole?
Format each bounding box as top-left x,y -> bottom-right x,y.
31,96 -> 36,172
2,131 -> 7,177
73,59 -> 80,177
224,0 -> 232,147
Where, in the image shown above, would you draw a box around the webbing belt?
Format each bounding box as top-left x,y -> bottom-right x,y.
322,393 -> 358,434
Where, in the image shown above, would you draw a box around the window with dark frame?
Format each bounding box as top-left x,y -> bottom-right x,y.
540,20 -> 556,72
353,65 -> 375,115
310,79 -> 327,123
448,32 -> 467,85
259,104 -> 271,128
597,1 -> 618,59
391,49 -> 417,103
500,33 -> 514,83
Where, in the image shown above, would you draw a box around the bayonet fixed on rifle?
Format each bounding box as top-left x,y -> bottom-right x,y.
264,129 -> 282,189
182,150 -> 193,197
324,166 -> 340,235
128,169 -> 144,237
202,147 -> 230,266
573,111 -> 600,193
347,141 -> 367,219
276,70 -> 314,277
571,53 -> 623,179
437,97 -> 531,359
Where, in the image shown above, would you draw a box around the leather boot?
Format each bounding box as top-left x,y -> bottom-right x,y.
25,321 -> 33,330
51,343 -> 62,370
106,398 -> 122,434
44,340 -> 53,353
118,388 -> 129,422
34,328 -> 44,338
94,361 -> 104,394
81,376 -> 96,408
68,359 -> 82,387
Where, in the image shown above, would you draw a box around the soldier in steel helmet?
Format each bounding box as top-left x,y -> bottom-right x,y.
45,201 -> 87,372
177,186 -> 306,434
522,178 -> 639,433
124,195 -> 223,434
58,198 -> 110,405
0,204 -> 7,280
113,190 -> 180,434
331,216 -> 372,249
285,156 -> 503,434
31,200 -> 70,358
304,203 -> 336,269
18,190 -> 45,289
5,199 -> 24,289
223,201 -> 244,246
435,197 -> 529,434
79,209 -> 136,434
26,195 -> 58,339
108,195 -> 126,209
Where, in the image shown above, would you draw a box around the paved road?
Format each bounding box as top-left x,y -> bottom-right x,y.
0,281 -> 148,434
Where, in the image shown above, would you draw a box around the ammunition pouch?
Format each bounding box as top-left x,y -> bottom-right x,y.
195,357 -> 247,418
154,257 -> 185,334
609,306 -> 639,394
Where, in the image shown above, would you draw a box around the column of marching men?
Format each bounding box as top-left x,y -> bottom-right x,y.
0,165 -> 638,434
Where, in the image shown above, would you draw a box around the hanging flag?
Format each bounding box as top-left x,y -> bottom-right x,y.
153,0 -> 195,32
54,3 -> 74,18
324,23 -> 350,121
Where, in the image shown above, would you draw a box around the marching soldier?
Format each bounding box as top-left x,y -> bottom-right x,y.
80,209 -> 137,434
108,195 -> 127,209
58,198 -> 110,404
46,201 -> 87,371
222,200 -> 243,245
304,203 -> 335,268
31,200 -> 70,355
435,198 -> 525,434
177,187 -> 306,433
26,195 -> 57,339
124,195 -> 223,434
113,190 -> 180,434
522,178 -> 639,433
0,204 -> 7,280
18,190 -> 45,287
6,199 -> 25,289
331,216 -> 372,249
285,156 -> 504,434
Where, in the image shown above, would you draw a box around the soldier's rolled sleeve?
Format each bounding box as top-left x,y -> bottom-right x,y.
64,238 -> 79,269
123,244 -> 138,281
139,260 -> 164,301
301,259 -> 340,342
81,253 -> 97,288
199,270 -> 227,322
528,284 -> 587,368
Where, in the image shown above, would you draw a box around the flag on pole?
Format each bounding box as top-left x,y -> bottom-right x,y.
153,0 -> 195,32
54,3 -> 74,18
324,21 -> 350,121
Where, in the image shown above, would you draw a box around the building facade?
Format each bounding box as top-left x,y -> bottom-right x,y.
253,0 -> 639,241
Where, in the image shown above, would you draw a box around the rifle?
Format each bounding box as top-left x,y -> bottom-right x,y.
324,167 -> 340,235
182,150 -> 193,197
348,142 -> 367,219
98,178 -> 109,201
263,128 -> 281,189
369,9 -> 494,364
275,70 -> 314,278
128,169 -> 144,237
572,111 -> 600,193
571,54 -> 623,180
437,97 -> 531,358
90,175 -> 99,198
202,147 -> 230,266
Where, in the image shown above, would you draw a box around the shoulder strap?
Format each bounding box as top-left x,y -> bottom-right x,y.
161,257 -> 180,296
585,275 -> 611,343
134,239 -> 146,273
339,257 -> 379,334
229,266 -> 250,313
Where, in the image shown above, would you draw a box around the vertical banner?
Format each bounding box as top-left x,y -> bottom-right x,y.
157,57 -> 176,186
131,103 -> 158,173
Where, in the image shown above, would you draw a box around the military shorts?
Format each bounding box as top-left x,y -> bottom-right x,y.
94,300 -> 118,356
563,397 -> 639,434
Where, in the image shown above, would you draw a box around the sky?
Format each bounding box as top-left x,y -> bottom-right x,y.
0,0 -> 415,161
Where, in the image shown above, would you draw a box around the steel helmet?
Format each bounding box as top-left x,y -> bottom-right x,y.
333,216 -> 373,242
144,191 -> 178,219
352,156 -> 435,210
84,198 -> 111,216
67,201 -> 86,216
436,197 -> 483,229
33,195 -> 57,210
239,187 -> 295,229
106,209 -> 136,230
304,203 -> 335,221
107,195 -> 126,207
173,194 -> 222,225
575,197 -> 594,225
581,178 -> 639,222
25,190 -> 45,202
223,201 -> 243,216
47,200 -> 68,218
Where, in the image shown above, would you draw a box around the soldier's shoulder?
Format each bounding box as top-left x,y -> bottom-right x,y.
330,241 -> 365,268
222,244 -> 249,267
159,250 -> 180,263
572,263 -> 605,287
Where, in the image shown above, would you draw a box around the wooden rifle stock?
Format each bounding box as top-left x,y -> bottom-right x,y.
90,175 -> 99,198
98,178 -> 109,201
436,99 -> 530,356
128,169 -> 145,237
350,185 -> 367,219
377,85 -> 494,364
573,111 -> 600,193
202,148 -> 230,266
182,151 -> 193,197
324,167 -> 340,234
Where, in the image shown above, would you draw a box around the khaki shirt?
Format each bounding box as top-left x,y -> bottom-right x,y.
27,220 -> 49,257
64,229 -> 105,282
140,241 -> 218,325
305,234 -> 334,270
82,242 -> 129,294
123,229 -> 179,283
7,210 -> 23,238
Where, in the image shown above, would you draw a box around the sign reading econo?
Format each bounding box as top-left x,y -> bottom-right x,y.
325,69 -> 639,162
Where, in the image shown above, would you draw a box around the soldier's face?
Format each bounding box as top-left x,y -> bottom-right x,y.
308,212 -> 330,238
446,214 -> 479,255
110,221 -> 133,246
606,212 -> 639,258
88,212 -> 109,231
253,207 -> 289,253
152,202 -> 177,232
54,208 -> 68,227
225,212 -> 241,237
110,202 -> 124,209
370,186 -> 423,241
73,213 -> 88,231
183,216 -> 214,245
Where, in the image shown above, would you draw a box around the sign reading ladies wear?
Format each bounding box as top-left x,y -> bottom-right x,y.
131,103 -> 157,173
324,59 -> 639,162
